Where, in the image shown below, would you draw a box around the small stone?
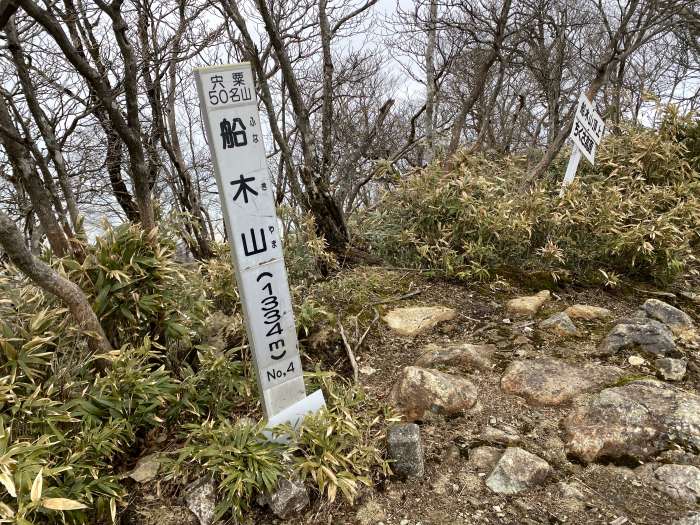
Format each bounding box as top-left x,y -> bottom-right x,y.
564,304 -> 612,321
653,464 -> 700,503
184,478 -> 216,525
480,425 -> 521,445
506,291 -> 550,316
680,291 -> 700,304
400,520 -> 409,525
558,481 -> 586,500
468,446 -> 503,472
610,518 -> 628,525
655,357 -> 687,381
539,312 -> 579,336
129,453 -> 161,483
485,447 -> 551,494
260,478 -> 309,519
390,366 -> 478,421
500,358 -> 623,406
597,319 -> 675,356
503,318 -> 512,324
628,355 -> 646,366
643,299 -> 695,336
383,306 -> 457,337
415,342 -> 495,371
387,423 -> 424,479
359,365 -> 377,376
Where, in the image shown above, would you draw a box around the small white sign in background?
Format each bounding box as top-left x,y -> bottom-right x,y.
561,93 -> 606,194
194,63 -> 325,426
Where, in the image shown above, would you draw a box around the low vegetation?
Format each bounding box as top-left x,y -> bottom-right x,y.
360,110 -> 700,286
0,115 -> 698,522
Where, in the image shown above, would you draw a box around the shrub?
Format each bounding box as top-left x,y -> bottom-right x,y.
359,113 -> 700,286
287,373 -> 395,504
59,224 -> 209,347
0,305 -> 174,523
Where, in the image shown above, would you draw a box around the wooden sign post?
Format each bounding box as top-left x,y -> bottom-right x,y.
194,63 -> 325,434
560,93 -> 605,195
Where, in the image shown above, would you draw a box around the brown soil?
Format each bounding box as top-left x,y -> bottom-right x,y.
134,271 -> 700,525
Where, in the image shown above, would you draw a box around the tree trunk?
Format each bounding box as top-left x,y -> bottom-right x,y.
0,211 -> 112,356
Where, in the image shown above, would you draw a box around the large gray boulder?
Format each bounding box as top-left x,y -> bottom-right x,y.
597,318 -> 675,355
390,366 -> 478,421
563,380 -> 700,463
643,299 -> 695,336
500,358 -> 623,406
485,447 -> 551,494
387,423 -> 424,479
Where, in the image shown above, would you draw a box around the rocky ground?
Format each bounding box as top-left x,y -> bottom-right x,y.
133,272 -> 700,525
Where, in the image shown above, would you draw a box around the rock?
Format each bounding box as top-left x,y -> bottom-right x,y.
480,425 -> 521,445
628,355 -> 646,366
675,512 -> 700,525
129,453 -> 161,483
564,304 -> 612,321
563,379 -> 700,464
557,481 -> 587,513
468,446 -> 503,472
485,447 -> 551,495
356,500 -> 386,525
359,365 -> 378,376
383,306 -> 456,337
184,478 -> 216,525
597,318 -> 675,356
538,312 -> 579,336
680,291 -> 700,304
557,480 -> 586,500
387,423 -> 425,478
500,358 -> 623,406
506,291 -> 550,316
656,357 -> 687,381
643,299 -> 695,336
259,478 -> 309,519
415,342 -> 495,371
390,366 -> 478,421
653,464 -> 700,503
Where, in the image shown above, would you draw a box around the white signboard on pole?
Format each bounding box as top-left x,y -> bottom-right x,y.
561,93 -> 605,194
570,93 -> 605,165
194,63 -> 325,428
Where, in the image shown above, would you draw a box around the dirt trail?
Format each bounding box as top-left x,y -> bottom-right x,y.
299,276 -> 700,525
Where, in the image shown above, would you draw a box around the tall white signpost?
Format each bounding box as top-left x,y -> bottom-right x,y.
194,63 -> 325,436
560,93 -> 605,196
